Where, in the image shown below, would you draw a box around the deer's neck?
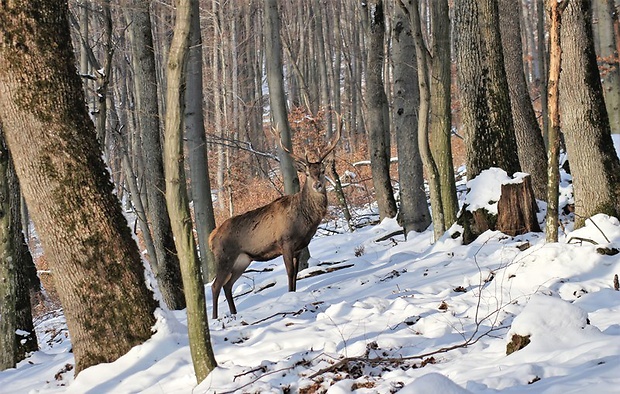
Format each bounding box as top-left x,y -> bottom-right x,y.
298,182 -> 327,224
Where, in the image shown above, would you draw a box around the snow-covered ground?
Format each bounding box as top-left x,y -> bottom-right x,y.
3,167 -> 620,393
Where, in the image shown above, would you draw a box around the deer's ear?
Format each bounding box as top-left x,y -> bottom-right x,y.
293,159 -> 307,173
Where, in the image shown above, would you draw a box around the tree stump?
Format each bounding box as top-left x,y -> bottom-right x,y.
460,173 -> 541,244
496,174 -> 541,236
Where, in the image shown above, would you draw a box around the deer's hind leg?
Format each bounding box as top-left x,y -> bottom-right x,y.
221,253 -> 253,316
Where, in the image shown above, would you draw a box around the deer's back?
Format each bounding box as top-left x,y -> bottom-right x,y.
209,194 -> 324,262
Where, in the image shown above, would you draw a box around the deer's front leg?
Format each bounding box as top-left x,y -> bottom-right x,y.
282,247 -> 298,292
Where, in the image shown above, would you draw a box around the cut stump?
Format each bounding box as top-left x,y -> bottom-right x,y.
496,175 -> 541,236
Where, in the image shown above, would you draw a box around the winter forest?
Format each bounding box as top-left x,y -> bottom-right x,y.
2,0 -> 620,392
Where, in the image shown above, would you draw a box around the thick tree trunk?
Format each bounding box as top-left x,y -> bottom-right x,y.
455,0 -> 521,181
363,0 -> 398,220
0,1 -> 157,373
498,0 -> 548,201
560,0 -> 620,228
164,0 -> 217,382
392,3 -> 431,235
124,0 -> 185,310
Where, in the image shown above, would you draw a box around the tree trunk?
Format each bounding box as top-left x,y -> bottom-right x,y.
164,0 -> 217,382
0,1 -> 157,373
185,1 -> 217,283
496,175 -> 541,236
264,0 -> 310,270
545,0 -> 567,242
264,0 -> 300,196
363,0 -> 398,220
560,0 -> 620,228
124,0 -> 185,310
592,0 -> 620,134
455,0 -> 521,181
407,0 -> 444,240
8,151 -> 38,361
498,0 -> 548,201
392,1 -> 431,235
0,128 -> 17,370
430,0 -> 459,228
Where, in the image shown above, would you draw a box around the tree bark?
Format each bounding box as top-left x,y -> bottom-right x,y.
498,0 -> 548,200
496,175 -> 541,236
407,0 -> 444,240
545,0 -> 567,242
362,0 -> 398,221
592,0 -> 620,134
264,0 -> 300,196
430,0 -> 458,228
185,1 -> 217,282
0,1 -> 157,373
124,0 -> 185,310
0,128 -> 17,370
455,0 -> 521,181
560,0 -> 620,228
164,0 -> 217,382
392,1 -> 432,236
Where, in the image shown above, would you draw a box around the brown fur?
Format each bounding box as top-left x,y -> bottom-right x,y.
209,160 -> 331,319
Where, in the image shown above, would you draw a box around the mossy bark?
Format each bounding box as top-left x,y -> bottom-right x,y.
164,0 -> 217,382
560,0 -> 620,228
0,1 -> 157,374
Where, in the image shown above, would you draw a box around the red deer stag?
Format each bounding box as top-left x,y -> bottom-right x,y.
209,125 -> 341,319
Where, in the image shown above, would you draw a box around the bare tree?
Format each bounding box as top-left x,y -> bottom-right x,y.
430,0 -> 458,228
499,0 -> 548,200
560,0 -> 620,227
163,0 -> 217,382
391,1 -> 431,236
185,0 -> 217,282
124,0 -> 185,310
362,0 -> 398,220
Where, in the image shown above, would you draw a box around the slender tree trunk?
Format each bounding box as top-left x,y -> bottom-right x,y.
125,0 -> 186,310
0,1 -> 158,373
430,0 -> 458,227
362,0 -> 398,220
408,0 -> 444,240
264,0 -> 299,195
536,0 -> 549,147
185,1 -> 217,282
546,0 -> 567,242
164,0 -> 217,382
0,129 -> 17,370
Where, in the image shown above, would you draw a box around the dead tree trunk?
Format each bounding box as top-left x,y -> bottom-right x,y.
496,175 -> 541,236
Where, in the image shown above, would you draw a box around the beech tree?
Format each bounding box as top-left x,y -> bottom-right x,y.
362,0 -> 398,220
163,0 -> 217,382
391,2 -> 431,236
560,0 -> 620,227
0,0 -> 157,373
124,0 -> 186,310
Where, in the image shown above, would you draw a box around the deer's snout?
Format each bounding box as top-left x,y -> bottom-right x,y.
312,180 -> 324,192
